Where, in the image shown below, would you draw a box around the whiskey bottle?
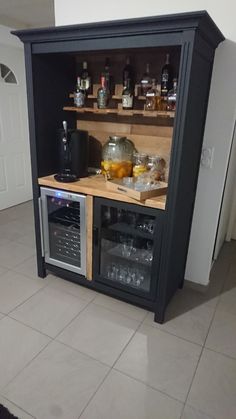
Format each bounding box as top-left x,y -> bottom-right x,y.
74,76 -> 85,108
104,58 -> 113,95
145,79 -> 159,111
140,63 -> 152,96
80,61 -> 91,93
161,53 -> 172,98
97,76 -> 109,109
167,78 -> 178,111
122,78 -> 133,110
123,56 -> 135,90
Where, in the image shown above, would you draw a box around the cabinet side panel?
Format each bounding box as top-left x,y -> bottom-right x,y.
157,35 -> 215,317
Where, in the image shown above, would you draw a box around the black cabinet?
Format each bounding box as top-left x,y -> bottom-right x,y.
13,11 -> 224,322
93,198 -> 163,303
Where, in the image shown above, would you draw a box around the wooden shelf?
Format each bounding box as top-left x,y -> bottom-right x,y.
63,106 -> 175,119
38,175 -> 167,210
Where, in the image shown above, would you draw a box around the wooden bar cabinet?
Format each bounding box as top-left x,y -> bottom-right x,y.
13,11 -> 224,322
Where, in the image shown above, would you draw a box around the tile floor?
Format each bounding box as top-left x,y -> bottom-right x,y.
0,200 -> 236,419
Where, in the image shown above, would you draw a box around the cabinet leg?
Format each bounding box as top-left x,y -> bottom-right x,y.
178,278 -> 185,289
37,256 -> 46,278
154,310 -> 165,324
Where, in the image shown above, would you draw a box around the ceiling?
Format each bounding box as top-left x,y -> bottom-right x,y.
0,0 -> 55,29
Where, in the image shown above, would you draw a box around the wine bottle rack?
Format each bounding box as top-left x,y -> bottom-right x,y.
67,83 -> 174,119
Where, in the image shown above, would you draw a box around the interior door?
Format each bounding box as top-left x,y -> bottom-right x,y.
0,43 -> 32,210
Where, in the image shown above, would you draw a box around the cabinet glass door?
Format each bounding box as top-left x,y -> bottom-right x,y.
94,199 -> 161,298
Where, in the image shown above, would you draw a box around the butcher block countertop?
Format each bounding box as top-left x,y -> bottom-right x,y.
38,175 -> 167,210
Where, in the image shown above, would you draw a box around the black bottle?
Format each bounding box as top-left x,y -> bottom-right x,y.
103,58 -> 114,95
161,54 -> 173,97
122,78 -> 134,110
123,56 -> 135,90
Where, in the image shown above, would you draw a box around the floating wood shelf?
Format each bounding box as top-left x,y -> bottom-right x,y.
63,106 -> 175,119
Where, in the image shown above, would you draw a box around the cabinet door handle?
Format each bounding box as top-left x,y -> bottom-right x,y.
93,226 -> 99,246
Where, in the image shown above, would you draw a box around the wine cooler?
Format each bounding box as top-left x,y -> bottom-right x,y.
40,187 -> 86,275
93,197 -> 163,300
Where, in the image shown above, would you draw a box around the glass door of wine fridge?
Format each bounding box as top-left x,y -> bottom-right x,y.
40,187 -> 86,275
93,197 -> 163,300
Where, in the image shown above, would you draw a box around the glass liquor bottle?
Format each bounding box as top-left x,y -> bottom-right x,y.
104,58 -> 113,95
145,79 -> 159,111
167,78 -> 178,111
123,56 -> 135,91
80,61 -> 91,94
161,53 -> 172,98
140,63 -> 152,96
74,76 -> 85,108
122,78 -> 134,110
97,75 -> 109,109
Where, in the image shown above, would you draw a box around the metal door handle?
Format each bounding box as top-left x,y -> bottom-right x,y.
38,197 -> 45,257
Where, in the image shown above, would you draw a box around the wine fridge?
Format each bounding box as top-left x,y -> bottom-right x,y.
40,187 -> 86,275
93,197 -> 163,300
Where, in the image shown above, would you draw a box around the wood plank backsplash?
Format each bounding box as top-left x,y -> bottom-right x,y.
77,120 -> 173,167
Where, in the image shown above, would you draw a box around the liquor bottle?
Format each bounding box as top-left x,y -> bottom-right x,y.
140,63 -> 152,96
122,78 -> 134,110
167,78 -> 178,111
74,76 -> 85,108
80,61 -> 91,93
145,79 -> 159,111
97,75 -> 109,108
123,56 -> 135,90
103,58 -> 113,94
161,53 -> 172,98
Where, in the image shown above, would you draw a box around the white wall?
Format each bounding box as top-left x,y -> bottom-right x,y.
54,0 -> 236,285
0,24 -> 23,48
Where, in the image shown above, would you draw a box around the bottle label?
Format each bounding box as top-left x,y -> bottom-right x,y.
97,91 -> 108,108
80,78 -> 90,91
162,71 -> 169,82
74,91 -> 85,107
122,94 -> 133,108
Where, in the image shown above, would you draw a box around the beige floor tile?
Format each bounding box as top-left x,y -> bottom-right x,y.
115,324 -> 201,402
5,200 -> 33,220
187,348 -> 236,419
0,219 -> 34,242
0,271 -> 46,314
93,293 -> 147,322
144,293 -> 214,345
0,317 -> 49,390
13,255 -> 46,283
0,265 -> 8,276
205,308 -> 236,358
0,238 -> 12,248
0,396 -> 34,419
217,286 -> 236,316
80,369 -> 183,419
57,303 -> 139,366
10,286 -> 89,338
46,274 -> 97,302
0,241 -> 35,269
223,263 -> 236,290
16,232 -> 36,249
184,278 -> 221,310
3,341 -> 109,419
0,313 -> 5,319
181,405 -> 215,419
